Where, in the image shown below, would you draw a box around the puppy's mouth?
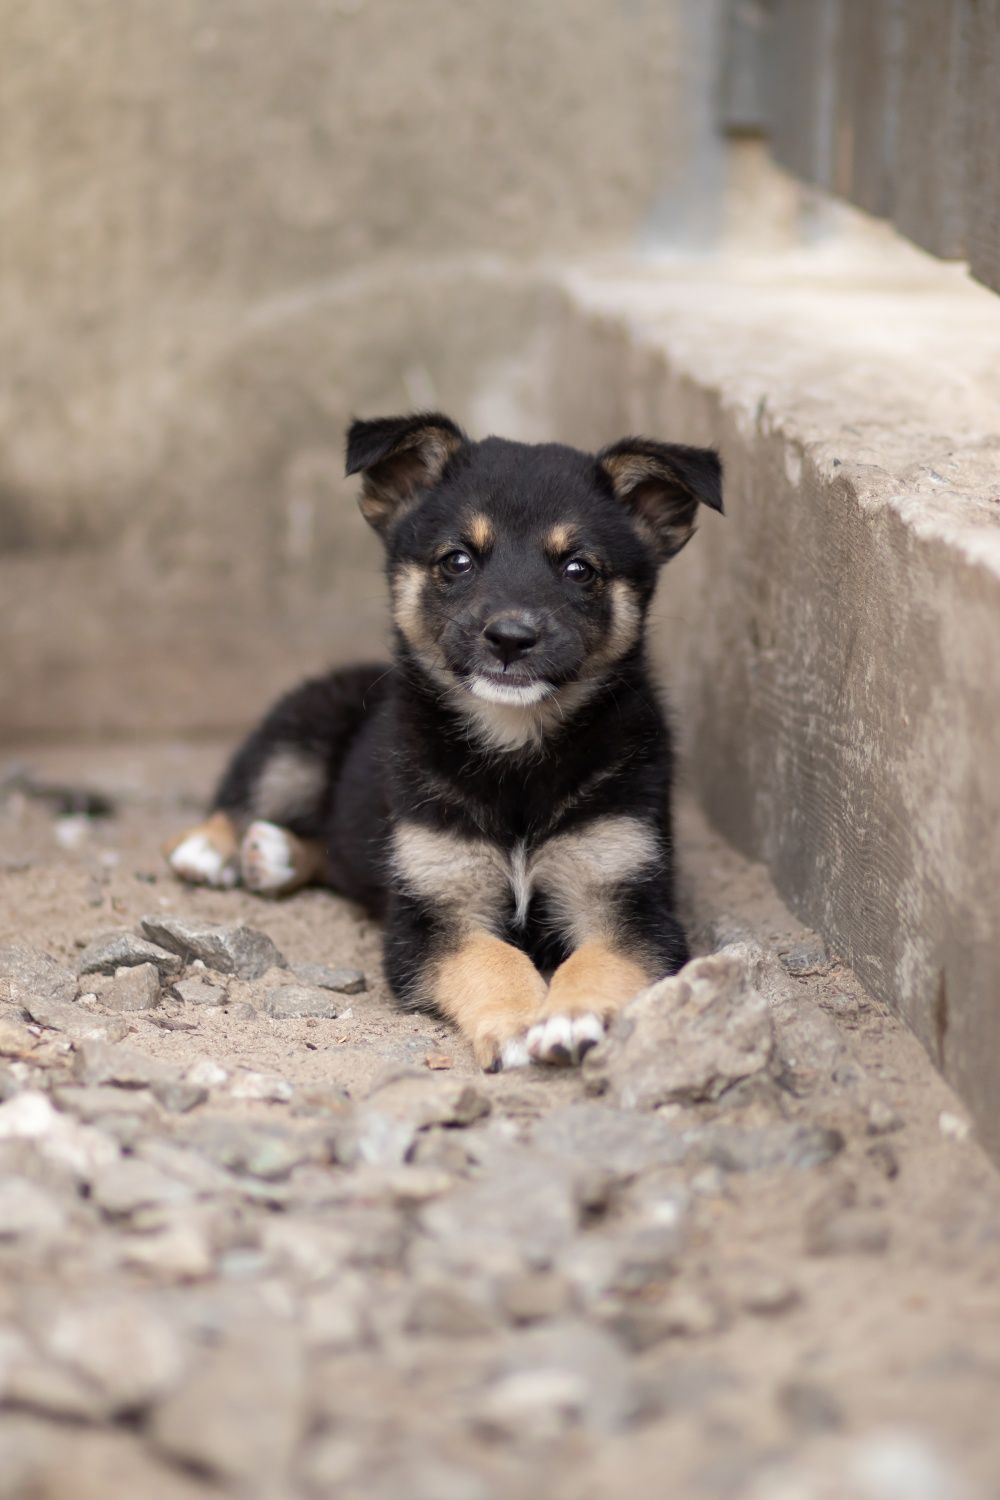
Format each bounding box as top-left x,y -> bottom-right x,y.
464,667 -> 554,707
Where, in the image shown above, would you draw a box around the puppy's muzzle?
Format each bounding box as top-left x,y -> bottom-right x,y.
481,612 -> 541,666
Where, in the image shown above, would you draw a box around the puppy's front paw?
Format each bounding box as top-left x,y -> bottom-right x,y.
164,814 -> 240,889
527,1013 -> 605,1067
476,1028 -> 533,1074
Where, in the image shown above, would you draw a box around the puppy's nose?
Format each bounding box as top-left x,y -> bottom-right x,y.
482,613 -> 540,665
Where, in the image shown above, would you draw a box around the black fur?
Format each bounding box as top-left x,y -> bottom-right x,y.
198,414 -> 723,1066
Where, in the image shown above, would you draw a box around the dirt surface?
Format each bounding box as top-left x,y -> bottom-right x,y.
1,742 -> 999,1500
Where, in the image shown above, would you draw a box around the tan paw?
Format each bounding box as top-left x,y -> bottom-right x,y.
164,813 -> 239,889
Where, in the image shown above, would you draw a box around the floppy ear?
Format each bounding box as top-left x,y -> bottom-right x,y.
597,437 -> 723,561
345,412 -> 466,535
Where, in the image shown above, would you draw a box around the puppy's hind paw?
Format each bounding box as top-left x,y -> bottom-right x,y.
240,820 -> 322,896
527,1013 -> 605,1067
164,815 -> 240,889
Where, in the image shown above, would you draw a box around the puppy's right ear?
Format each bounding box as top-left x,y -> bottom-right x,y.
345,412 -> 466,535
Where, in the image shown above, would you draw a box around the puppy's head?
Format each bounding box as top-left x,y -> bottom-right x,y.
346,412 -> 722,710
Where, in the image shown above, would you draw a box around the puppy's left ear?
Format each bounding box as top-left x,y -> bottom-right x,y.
345,412 -> 467,535
598,438 -> 723,561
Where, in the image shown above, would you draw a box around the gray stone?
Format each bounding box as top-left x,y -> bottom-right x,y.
257,983 -> 341,1019
78,932 -> 183,979
71,1040 -> 174,1089
52,1084 -> 158,1123
91,1158 -> 192,1216
151,1078 -> 208,1114
366,1071 -> 491,1130
171,978 -> 228,1007
584,952 -> 775,1110
778,940 -> 831,976
228,1070 -> 293,1103
421,1145 -> 581,1260
292,962 -> 366,995
0,945 -> 77,1009
698,1123 -> 846,1173
478,1321 -> 638,1436
498,1270 -> 575,1326
181,1118 -> 313,1181
149,1323 -> 304,1485
41,1294 -> 188,1414
0,1016 -> 40,1060
18,997 -> 129,1044
0,1090 -> 120,1179
103,963 -> 162,1013
528,1102 -> 688,1177
0,1176 -> 67,1239
328,1109 -> 417,1169
302,1274 -> 371,1351
139,916 -> 286,980
805,1207 -> 891,1257
406,1278 -> 498,1338
778,1378 -> 844,1432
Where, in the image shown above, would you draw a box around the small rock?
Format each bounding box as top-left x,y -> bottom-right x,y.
0,946 -> 78,1009
938,1110 -> 970,1142
72,1040 -> 173,1090
584,952 -> 775,1110
0,1017 -> 39,1060
149,1324 -> 305,1485
186,1058 -> 228,1090
778,940 -> 831,977
302,1274 -> 371,1351
407,1279 -> 498,1338
479,1322 -> 638,1436
42,1294 -> 188,1414
151,1079 -> 208,1114
257,984 -> 341,1020
52,1085 -> 157,1123
292,962 -> 366,995
425,1053 -> 453,1071
91,1158 -> 192,1216
778,1378 -> 844,1433
229,1070 -> 294,1104
0,1177 -> 67,1239
867,1098 -> 904,1135
120,1223 -> 215,1281
78,932 -> 183,979
0,1091 -> 119,1179
738,1272 -> 801,1317
171,977 -> 228,1007
103,963 -> 162,1013
181,1118 -> 312,1181
140,916 -> 286,980
366,1071 -> 491,1129
498,1270 -> 574,1325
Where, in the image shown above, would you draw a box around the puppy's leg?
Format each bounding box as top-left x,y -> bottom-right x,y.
384,890 -> 546,1072
165,664 -> 386,892
527,817 -> 687,1065
164,811 -> 241,889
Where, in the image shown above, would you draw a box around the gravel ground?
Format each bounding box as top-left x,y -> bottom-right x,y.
1,743 -> 999,1500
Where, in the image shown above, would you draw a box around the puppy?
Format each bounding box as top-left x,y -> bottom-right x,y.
165,413 -> 723,1069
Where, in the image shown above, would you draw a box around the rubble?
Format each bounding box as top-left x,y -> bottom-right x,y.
139,915 -> 287,980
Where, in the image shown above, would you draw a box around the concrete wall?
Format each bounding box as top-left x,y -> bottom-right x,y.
0,0 -> 723,740
545,239 -> 1000,1159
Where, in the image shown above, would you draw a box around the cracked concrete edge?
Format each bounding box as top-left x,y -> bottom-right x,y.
546,257 -> 1000,1159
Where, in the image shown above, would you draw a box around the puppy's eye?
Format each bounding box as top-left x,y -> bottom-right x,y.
440,549 -> 474,577
563,557 -> 595,583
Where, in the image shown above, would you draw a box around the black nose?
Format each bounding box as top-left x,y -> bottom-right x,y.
482,613 -> 540,665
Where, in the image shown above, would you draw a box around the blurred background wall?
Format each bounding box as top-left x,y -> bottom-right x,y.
0,0 -> 723,740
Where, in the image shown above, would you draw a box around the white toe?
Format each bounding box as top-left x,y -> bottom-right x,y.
499,1036 -> 532,1070
241,821 -> 296,892
169,832 -> 238,889
528,1013 -> 605,1066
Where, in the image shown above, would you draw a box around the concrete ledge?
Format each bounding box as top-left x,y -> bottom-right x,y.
547,244 -> 1000,1157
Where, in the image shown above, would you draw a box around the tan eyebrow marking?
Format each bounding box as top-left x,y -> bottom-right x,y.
467,514 -> 494,550
545,523 -> 577,555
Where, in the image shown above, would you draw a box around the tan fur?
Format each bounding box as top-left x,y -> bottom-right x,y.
530,815 -> 660,946
545,522 -> 577,555
434,931 -> 547,1068
544,940 -> 652,1022
253,749 -> 326,823
392,563 -> 430,649
162,810 -> 239,862
587,579 -> 643,671
359,423 -> 463,534
467,513 -> 494,550
391,822 -> 508,929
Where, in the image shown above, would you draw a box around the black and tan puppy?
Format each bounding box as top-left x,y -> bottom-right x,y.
166,413 -> 722,1070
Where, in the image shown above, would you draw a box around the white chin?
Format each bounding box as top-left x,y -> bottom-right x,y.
468,676 -> 551,706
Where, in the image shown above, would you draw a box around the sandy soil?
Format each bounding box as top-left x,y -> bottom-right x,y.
1,740 -> 999,1500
